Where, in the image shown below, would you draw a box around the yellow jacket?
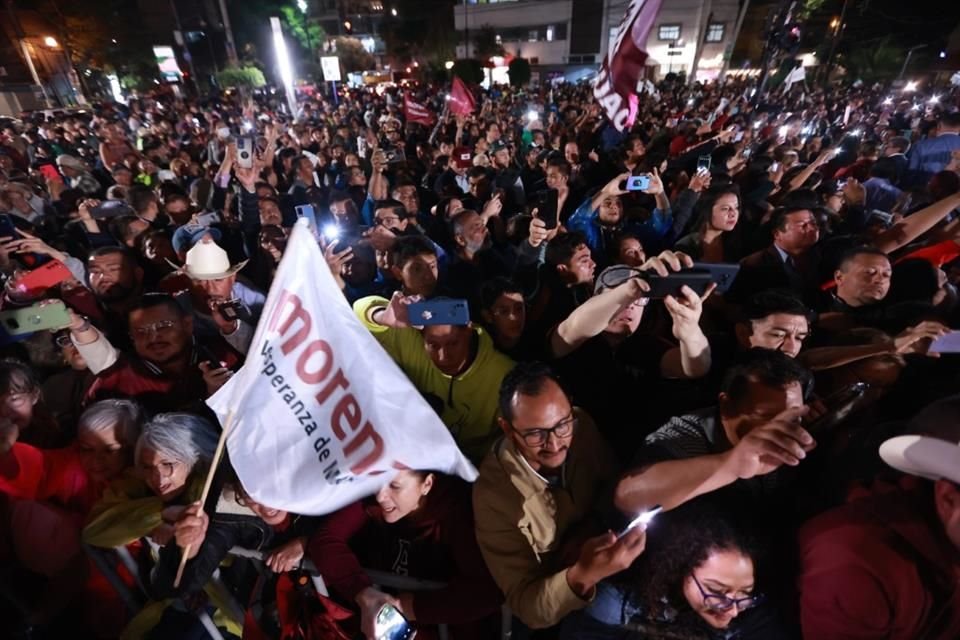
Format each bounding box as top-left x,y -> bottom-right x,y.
354,295 -> 515,463
472,409 -> 619,629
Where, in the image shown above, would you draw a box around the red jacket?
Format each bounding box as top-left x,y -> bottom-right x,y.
798,478 -> 960,639
308,476 -> 502,628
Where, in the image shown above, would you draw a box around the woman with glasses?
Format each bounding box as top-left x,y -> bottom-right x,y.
0,358 -> 63,448
560,500 -> 787,639
307,469 -> 503,640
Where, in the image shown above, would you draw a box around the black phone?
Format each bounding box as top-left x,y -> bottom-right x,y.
642,272 -> 715,299
804,382 -> 870,436
217,299 -> 249,323
689,263 -> 741,295
0,214 -> 17,239
539,188 -> 559,230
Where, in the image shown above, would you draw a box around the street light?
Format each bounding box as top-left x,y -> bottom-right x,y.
297,0 -> 307,13
444,60 -> 454,70
391,8 -> 397,16
43,36 -> 59,48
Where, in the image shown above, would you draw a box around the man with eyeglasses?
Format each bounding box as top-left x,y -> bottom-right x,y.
473,362 -> 645,630
71,293 -> 240,413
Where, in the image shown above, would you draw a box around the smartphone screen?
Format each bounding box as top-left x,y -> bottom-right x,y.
625,175 -> 651,191
697,155 -> 712,173
539,188 -> 559,230
374,604 -> 415,640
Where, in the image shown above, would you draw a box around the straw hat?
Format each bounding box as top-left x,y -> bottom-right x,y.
168,236 -> 247,280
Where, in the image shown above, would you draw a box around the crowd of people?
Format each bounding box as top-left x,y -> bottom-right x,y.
1,71 -> 960,640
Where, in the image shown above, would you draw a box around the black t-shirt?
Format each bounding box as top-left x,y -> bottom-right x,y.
554,331 -> 673,457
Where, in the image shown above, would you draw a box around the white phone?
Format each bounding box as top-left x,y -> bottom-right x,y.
236,136 -> 254,169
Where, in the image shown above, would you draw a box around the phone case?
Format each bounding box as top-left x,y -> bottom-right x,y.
689,263 -> 741,295
12,260 -> 73,294
407,299 -> 470,326
643,272 -> 714,299
540,189 -> 559,230
0,301 -> 71,335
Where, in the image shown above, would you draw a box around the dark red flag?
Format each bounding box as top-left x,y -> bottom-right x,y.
448,76 -> 476,116
403,93 -> 436,126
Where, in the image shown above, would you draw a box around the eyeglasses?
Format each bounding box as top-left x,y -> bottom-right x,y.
54,334 -> 72,348
375,216 -> 402,227
512,414 -> 576,447
130,320 -> 178,339
139,460 -> 179,479
691,573 -> 762,613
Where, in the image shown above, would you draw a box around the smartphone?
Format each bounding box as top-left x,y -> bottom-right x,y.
374,604 -> 416,640
383,148 -> 404,164
38,163 -> 62,184
357,136 -> 368,158
322,223 -> 341,241
539,188 -> 559,230
697,155 -> 712,174
689,263 -> 741,295
90,200 -> 133,220
867,210 -> 894,226
216,299 -> 249,323
770,161 -> 781,173
0,214 -> 18,240
733,131 -> 745,142
295,204 -> 319,234
623,175 -> 651,191
619,506 -> 663,537
742,147 -> 753,159
236,136 -> 254,169
643,271 -> 715,299
407,299 -> 470,326
10,260 -> 73,295
804,382 -> 870,436
929,331 -> 960,354
196,211 -> 220,227
0,301 -> 71,336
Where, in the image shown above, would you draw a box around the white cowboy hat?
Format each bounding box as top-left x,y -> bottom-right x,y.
55,154 -> 86,171
169,236 -> 248,280
879,435 -> 960,484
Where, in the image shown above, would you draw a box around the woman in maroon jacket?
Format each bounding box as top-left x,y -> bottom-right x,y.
307,470 -> 502,640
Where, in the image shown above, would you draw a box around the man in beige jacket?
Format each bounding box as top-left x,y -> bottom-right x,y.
473,362 -> 647,630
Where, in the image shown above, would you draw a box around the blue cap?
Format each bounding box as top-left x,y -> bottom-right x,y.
172,223 -> 222,255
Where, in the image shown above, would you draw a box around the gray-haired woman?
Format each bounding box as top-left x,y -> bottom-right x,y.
75,399 -> 142,486
82,412 -> 218,549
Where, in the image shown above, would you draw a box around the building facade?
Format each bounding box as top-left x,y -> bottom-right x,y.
454,0 -> 743,82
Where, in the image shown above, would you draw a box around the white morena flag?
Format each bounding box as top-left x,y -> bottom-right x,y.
208,220 -> 477,515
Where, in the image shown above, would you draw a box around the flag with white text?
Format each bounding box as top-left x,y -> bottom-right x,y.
208,221 -> 477,515
594,0 -> 664,131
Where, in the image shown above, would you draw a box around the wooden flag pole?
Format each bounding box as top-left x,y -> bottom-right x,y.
173,410 -> 235,588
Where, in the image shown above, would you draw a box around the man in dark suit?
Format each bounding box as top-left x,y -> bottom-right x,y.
728,206 -> 822,306
882,136 -> 910,187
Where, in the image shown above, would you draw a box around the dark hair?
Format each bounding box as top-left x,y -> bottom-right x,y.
631,499 -> 762,619
869,157 -> 899,182
127,185 -> 158,216
128,292 -> 187,319
88,245 -> 137,264
887,258 -> 941,305
467,166 -> 488,180
390,235 -> 437,269
886,136 -> 910,154
373,199 -> 406,221
742,290 -> 813,324
480,276 -> 524,310
498,361 -> 561,423
770,206 -> 814,233
0,358 -> 40,396
721,348 -> 813,406
545,231 -> 589,267
546,157 -> 571,179
693,185 -> 741,233
108,215 -> 147,244
837,246 -> 888,272
940,111 -> 960,129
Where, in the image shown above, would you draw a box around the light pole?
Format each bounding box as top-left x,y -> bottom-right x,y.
899,44 -> 927,80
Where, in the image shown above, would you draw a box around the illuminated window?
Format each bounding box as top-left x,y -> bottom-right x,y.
706,23 -> 725,42
658,24 -> 681,41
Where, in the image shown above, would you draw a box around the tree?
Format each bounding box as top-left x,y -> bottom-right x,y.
216,65 -> 267,89
452,59 -> 484,85
508,57 -> 531,87
331,37 -> 375,73
844,37 -> 904,82
473,25 -> 504,60
279,5 -> 326,54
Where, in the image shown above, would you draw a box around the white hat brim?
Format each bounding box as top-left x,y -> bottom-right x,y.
879,435 -> 960,484
166,258 -> 249,280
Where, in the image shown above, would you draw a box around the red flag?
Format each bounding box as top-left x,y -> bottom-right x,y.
448,76 -> 476,116
593,0 -> 664,131
403,93 -> 436,126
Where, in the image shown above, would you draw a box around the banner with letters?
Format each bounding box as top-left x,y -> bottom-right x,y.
593,0 -> 664,131
208,221 -> 477,515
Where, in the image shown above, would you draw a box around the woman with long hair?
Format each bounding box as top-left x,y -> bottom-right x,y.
674,186 -> 743,264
